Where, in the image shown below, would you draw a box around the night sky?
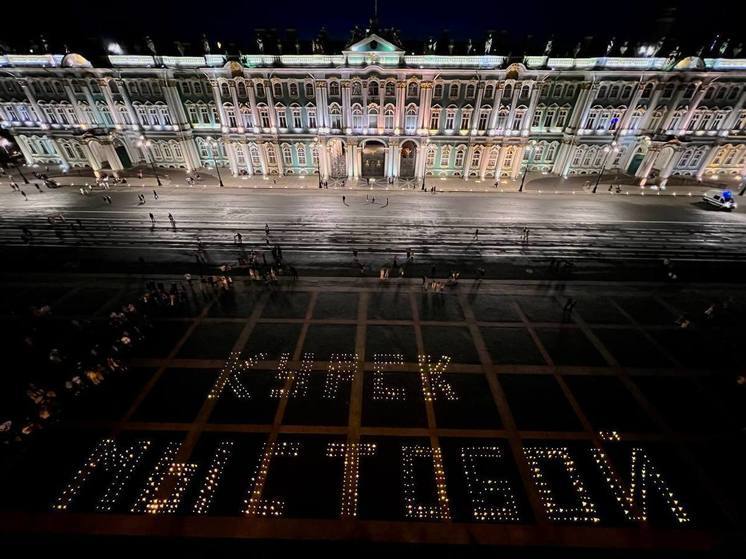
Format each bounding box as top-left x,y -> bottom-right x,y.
1,0 -> 744,52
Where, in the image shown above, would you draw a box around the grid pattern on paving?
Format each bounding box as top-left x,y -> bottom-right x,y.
0,277 -> 743,550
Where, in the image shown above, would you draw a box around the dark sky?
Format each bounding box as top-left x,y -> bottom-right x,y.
1,0 -> 744,49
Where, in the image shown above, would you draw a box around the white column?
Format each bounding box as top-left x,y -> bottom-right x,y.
463,145 -> 474,179
115,80 -> 140,130
487,84 -> 504,132
722,90 -> 746,130
15,136 -> 35,165
258,142 -> 269,176
511,145 -> 525,178
678,83 -> 708,133
83,84 -> 103,126
18,80 -> 48,127
341,81 -> 352,130
225,142 -> 239,175
618,82 -> 645,133
470,83 -> 484,135
210,80 -> 227,129
395,81 -> 406,131
696,145 -> 719,180
246,82 -> 261,130
229,82 -> 242,130
659,149 -> 681,187
181,138 -> 200,172
504,84 -> 521,131
495,145 -> 508,177
63,84 -> 87,125
479,146 -> 491,178
81,142 -> 102,176
637,147 -> 660,185
315,81 -> 329,130
99,79 -> 122,126
521,85 -> 541,135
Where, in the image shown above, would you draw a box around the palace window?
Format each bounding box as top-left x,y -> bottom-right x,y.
221,83 -> 230,97
249,145 -> 261,167
440,145 -> 451,167
368,104 -> 379,129
307,106 -> 317,129
485,85 -> 494,98
256,82 -> 265,97
465,84 -> 476,99
352,105 -> 364,131
503,84 -> 513,99
329,81 -> 340,96
459,109 -> 472,130
379,106 -> 392,131
273,83 -> 283,97
405,105 -> 417,132
237,82 -> 247,97
159,106 -> 171,126
385,82 -> 395,96
449,83 -> 459,98
352,82 -> 362,96
470,148 -> 481,168
407,82 -> 418,97
194,82 -> 204,94
368,82 -> 379,96
259,106 -> 270,128
609,85 -> 620,98
426,146 -> 435,167
512,109 -> 525,130
289,82 -> 299,97
488,147 -> 498,168
453,146 -> 466,169
305,83 -> 314,97
429,108 -> 441,130
266,145 -> 277,165
445,108 -> 456,130
241,106 -> 253,128
297,144 -> 307,166
330,104 -> 342,129
544,108 -> 556,127
291,106 -> 302,128
433,84 -> 443,97
226,105 -> 237,128
181,82 -> 192,95
277,107 -> 288,128
282,144 -> 292,165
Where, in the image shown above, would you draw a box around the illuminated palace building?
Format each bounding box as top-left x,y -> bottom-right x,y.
2,30 -> 746,187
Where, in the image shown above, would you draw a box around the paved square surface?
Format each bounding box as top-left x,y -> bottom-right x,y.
0,275 -> 744,554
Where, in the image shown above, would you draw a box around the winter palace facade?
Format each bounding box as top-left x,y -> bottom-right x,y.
2,34 -> 746,186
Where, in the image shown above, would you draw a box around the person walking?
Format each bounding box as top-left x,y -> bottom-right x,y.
153,189 -> 159,200
342,195 -> 346,205
234,231 -> 243,245
149,212 -> 155,225
473,228 -> 479,241
265,223 -> 270,236
168,213 -> 175,228
21,190 -> 28,201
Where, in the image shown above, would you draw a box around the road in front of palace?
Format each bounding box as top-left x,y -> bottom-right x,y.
2,187 -> 746,276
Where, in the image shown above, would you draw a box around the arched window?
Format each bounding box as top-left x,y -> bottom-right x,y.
220,83 -> 230,98
465,84 -> 476,98
241,105 -> 253,128
429,106 -> 441,130
440,145 -> 451,167
609,85 -> 620,98
257,104 -> 270,128
291,104 -> 302,128
306,104 -> 317,129
237,82 -> 247,97
329,81 -> 340,96
454,146 -> 466,168
426,145 -> 436,167
478,106 -> 490,130
276,104 -> 288,128
385,82 -> 395,96
488,146 -> 499,169
297,144 -> 307,166
289,82 -> 299,97
273,82 -> 283,97
305,82 -> 314,97
407,82 -> 418,97
352,104 -> 364,131
249,144 -> 262,168
503,84 -> 513,99
255,82 -> 265,97
281,144 -> 293,165
434,83 -> 443,97
367,104 -> 379,129
485,85 -> 494,98
641,83 -> 654,99
368,81 -> 379,96
546,142 -> 558,161
459,107 -> 473,130
405,104 -> 418,132
598,85 -> 608,98
329,103 -> 342,130
384,105 -> 395,131
449,83 -> 459,98
352,81 -> 362,96
445,106 -> 457,130
621,85 -> 632,99
520,84 -> 530,98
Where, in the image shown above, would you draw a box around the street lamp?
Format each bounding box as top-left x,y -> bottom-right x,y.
592,141 -> 619,193
206,138 -> 224,187
136,135 -> 162,187
519,140 -> 537,192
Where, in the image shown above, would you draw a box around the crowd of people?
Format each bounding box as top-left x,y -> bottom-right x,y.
0,291 -> 158,450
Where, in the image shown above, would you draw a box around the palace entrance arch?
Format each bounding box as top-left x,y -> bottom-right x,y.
361,140 -> 386,178
399,140 -> 417,178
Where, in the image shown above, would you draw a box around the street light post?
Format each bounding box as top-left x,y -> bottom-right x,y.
312,138 -> 323,188
136,136 -> 162,187
592,141 -> 618,194
207,138 -> 224,187
519,140 -> 537,192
